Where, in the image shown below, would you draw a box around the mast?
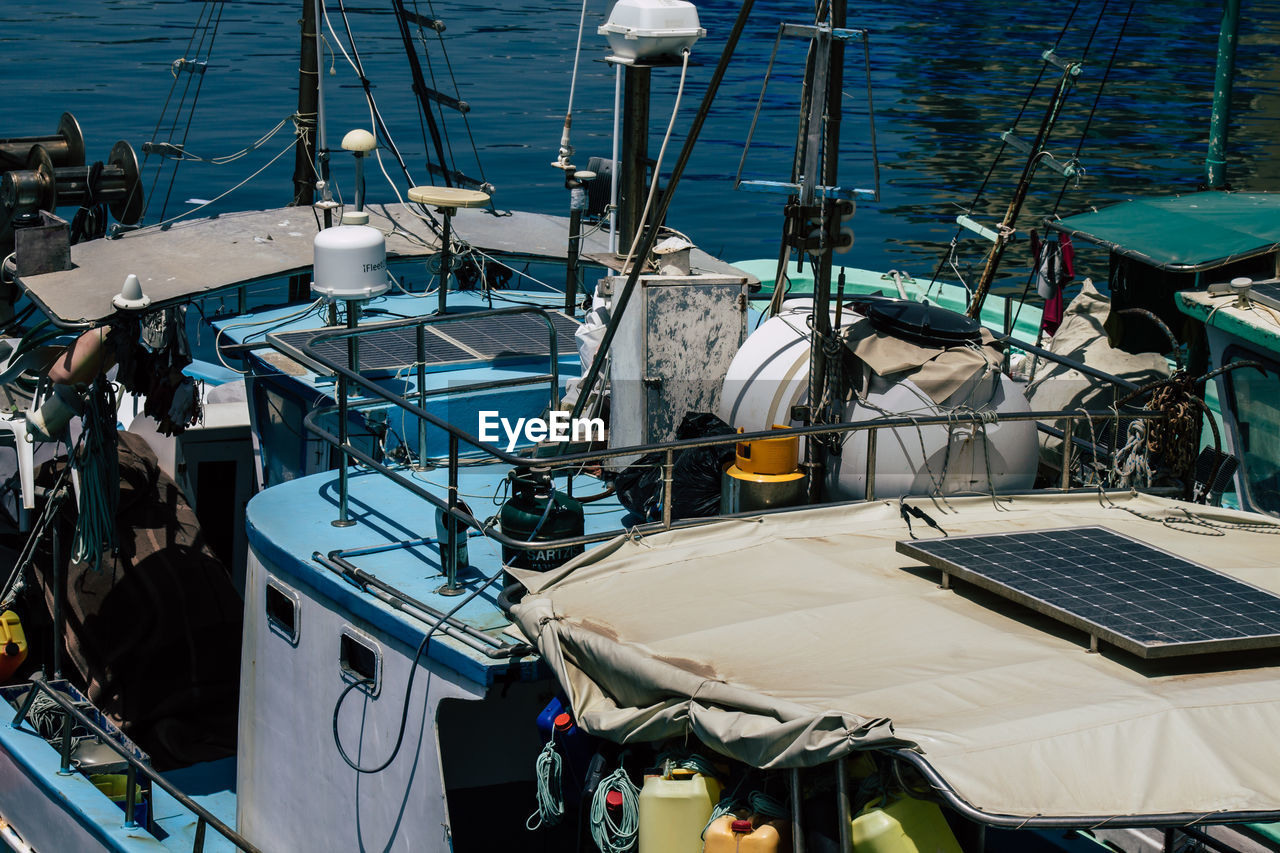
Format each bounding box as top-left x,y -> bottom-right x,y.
799,0 -> 847,501
292,0 -> 319,207
1206,0 -> 1241,189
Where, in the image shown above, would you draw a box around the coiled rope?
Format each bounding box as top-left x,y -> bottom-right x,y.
526,735 -> 565,830
590,761 -> 640,853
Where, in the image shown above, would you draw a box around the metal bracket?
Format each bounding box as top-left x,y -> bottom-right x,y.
738,179 -> 876,201
999,131 -> 1078,178
170,58 -> 207,77
1041,49 -> 1083,76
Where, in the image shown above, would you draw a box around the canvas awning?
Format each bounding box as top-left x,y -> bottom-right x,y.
1046,191 -> 1280,272
510,492 -> 1280,822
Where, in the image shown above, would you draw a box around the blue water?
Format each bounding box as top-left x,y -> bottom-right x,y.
1,0 -> 1278,287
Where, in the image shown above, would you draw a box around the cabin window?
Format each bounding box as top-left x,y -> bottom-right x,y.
339,629 -> 381,694
1225,348 -> 1280,515
265,579 -> 300,645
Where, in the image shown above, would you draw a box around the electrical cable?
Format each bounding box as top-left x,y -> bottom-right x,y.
213,297 -> 326,375
332,485 -> 556,774
618,48 -> 691,276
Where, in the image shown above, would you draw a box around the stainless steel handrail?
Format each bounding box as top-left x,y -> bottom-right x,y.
302,404 -> 1169,552
888,747 -> 1280,829
10,673 -> 262,853
300,306 -> 562,592
277,306 -> 1172,590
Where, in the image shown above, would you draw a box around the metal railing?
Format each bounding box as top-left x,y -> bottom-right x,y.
9,673 -> 261,852
278,308 -> 1173,595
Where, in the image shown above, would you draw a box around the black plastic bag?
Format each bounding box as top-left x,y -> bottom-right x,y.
615,412 -> 736,521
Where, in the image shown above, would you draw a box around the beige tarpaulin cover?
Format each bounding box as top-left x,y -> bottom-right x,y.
841,318 -> 1002,404
510,492 -> 1280,819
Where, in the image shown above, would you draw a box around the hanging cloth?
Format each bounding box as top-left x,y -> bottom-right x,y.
1030,230 -> 1074,336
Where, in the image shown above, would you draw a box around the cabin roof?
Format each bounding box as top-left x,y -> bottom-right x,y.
1046,191 -> 1280,272
13,203 -> 755,326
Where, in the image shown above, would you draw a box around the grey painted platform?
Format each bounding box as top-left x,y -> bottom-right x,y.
15,203 -> 755,325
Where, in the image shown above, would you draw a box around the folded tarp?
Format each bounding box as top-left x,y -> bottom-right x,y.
510,491 -> 1280,820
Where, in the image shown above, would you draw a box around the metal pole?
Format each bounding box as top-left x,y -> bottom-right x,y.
566,0 -> 758,426
864,428 -> 877,501
292,0 -> 319,207
790,767 -> 806,853
836,757 -> 853,853
124,764 -> 138,828
333,300 -> 359,527
661,449 -> 674,529
51,520 -> 62,678
619,65 -> 651,255
1206,0 -> 1241,189
439,434 -> 464,596
565,201 -> 583,314
315,0 -> 332,229
609,64 -> 622,255
966,65 -> 1079,319
437,210 -> 453,315
1060,416 -> 1073,491
58,712 -> 73,774
416,325 -> 428,466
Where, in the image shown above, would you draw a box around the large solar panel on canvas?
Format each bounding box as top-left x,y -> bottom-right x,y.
896,526 -> 1280,658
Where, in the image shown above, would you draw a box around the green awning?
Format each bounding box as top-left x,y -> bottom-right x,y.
1046,191 -> 1280,272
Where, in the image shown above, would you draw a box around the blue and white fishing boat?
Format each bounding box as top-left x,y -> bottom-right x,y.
0,0 -> 1279,851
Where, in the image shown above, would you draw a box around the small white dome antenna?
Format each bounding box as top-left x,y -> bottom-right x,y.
341,128 -> 377,213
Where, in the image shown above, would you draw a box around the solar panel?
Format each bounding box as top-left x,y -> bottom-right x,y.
436,312 -> 582,360
896,526 -> 1280,659
268,311 -> 580,374
271,326 -> 473,373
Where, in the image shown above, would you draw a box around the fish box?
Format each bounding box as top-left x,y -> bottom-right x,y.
14,210 -> 71,277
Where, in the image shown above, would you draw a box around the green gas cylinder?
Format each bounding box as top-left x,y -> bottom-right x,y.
499,473 -> 584,577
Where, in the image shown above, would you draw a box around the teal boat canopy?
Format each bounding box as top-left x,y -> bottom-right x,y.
1047,191 -> 1280,272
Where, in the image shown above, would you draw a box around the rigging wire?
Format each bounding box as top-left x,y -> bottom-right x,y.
323,0 -> 443,237
411,0 -> 489,190
117,134 -> 300,235
143,0 -> 227,223
1009,0 -> 1134,337
924,0 -> 1089,292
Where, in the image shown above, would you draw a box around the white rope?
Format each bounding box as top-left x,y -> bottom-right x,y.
120,135 -> 299,234
151,115 -> 295,165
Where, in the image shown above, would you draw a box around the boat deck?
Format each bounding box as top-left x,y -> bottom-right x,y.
13,204 -> 756,326
246,461 -> 629,685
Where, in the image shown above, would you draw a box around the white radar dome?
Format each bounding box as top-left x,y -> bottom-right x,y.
312,224 -> 388,300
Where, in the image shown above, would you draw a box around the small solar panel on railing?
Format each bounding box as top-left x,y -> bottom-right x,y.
269,311 -> 580,373
439,312 -> 582,359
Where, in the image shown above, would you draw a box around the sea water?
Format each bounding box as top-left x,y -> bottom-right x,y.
0,0 -> 1277,287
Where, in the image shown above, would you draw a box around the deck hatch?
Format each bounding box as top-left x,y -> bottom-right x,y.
268,311 -> 580,374
897,526 -> 1280,658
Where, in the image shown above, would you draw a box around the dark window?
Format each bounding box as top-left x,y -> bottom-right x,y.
340,631 -> 380,692
265,581 -> 299,643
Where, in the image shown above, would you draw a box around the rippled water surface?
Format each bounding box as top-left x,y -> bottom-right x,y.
1,0 -> 1277,285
